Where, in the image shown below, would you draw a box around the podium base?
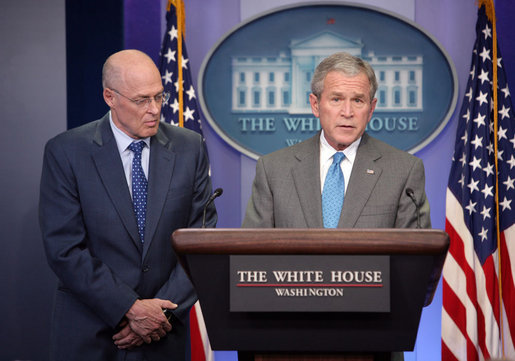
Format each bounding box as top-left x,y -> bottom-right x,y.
238,352 -> 397,361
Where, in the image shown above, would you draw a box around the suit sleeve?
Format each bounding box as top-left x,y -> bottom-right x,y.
242,157 -> 275,228
394,157 -> 431,229
155,135 -> 216,323
39,138 -> 139,328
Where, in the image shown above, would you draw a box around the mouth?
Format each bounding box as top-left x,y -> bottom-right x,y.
144,119 -> 158,126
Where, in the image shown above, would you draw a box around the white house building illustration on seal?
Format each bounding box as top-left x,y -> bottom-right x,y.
231,31 -> 423,114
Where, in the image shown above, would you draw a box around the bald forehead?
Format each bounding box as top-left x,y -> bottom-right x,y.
102,50 -> 159,89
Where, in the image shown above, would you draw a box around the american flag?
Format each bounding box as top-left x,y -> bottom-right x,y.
442,0 -> 515,360
159,0 -> 203,134
158,1 -> 213,361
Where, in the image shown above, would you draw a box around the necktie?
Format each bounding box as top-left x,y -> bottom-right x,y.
128,141 -> 147,243
322,152 -> 345,228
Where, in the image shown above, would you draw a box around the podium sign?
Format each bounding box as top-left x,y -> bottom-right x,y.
230,255 -> 390,312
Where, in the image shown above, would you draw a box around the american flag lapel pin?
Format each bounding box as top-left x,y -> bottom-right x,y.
366,169 -> 375,174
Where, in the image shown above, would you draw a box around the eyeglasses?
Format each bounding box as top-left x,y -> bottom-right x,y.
109,88 -> 170,108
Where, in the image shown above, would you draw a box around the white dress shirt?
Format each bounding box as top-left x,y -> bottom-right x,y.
109,112 -> 150,197
319,130 -> 361,194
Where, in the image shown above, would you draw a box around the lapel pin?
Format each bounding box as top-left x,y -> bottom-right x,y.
366,169 -> 375,174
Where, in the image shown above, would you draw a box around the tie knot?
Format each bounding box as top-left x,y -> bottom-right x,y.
332,152 -> 345,164
128,141 -> 145,155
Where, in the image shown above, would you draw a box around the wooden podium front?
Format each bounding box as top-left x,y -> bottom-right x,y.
172,228 -> 449,361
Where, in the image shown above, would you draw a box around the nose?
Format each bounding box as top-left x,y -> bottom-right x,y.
147,98 -> 160,115
340,100 -> 354,118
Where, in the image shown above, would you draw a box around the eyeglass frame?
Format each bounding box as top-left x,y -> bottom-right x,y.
108,88 -> 170,108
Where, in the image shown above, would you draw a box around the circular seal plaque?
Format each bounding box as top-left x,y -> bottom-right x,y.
199,2 -> 457,159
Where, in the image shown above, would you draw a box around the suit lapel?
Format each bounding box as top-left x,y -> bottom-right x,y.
340,133 -> 382,228
92,116 -> 143,252
291,135 -> 323,228
142,129 -> 175,260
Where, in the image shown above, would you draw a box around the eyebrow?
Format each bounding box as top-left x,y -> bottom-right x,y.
329,91 -> 367,99
134,89 -> 165,98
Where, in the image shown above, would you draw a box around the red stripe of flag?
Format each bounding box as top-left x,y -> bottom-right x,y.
444,220 -> 483,360
190,305 -> 207,361
500,232 -> 515,346
442,341 -> 460,361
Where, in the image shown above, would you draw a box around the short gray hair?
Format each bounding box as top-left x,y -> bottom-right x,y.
311,52 -> 378,101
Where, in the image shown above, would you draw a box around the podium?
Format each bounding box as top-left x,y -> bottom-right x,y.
172,228 -> 449,361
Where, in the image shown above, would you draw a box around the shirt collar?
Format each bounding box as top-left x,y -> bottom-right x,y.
319,130 -> 361,165
109,111 -> 151,153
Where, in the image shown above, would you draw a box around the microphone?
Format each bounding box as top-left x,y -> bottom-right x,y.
202,188 -> 223,228
405,188 -> 421,229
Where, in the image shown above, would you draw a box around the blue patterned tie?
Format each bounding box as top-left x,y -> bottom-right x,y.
128,141 -> 147,243
322,152 -> 345,228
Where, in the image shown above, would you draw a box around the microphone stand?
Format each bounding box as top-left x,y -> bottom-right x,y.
202,188 -> 223,228
405,188 -> 421,229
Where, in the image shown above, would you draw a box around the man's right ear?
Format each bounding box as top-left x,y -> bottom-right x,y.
309,93 -> 319,117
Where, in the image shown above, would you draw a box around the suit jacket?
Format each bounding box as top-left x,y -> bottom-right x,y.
39,113 -> 217,361
243,132 -> 430,229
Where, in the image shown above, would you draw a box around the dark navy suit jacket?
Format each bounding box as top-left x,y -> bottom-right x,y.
39,113 -> 217,361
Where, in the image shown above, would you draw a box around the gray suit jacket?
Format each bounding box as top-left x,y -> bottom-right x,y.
39,114 -> 217,361
243,132 -> 430,229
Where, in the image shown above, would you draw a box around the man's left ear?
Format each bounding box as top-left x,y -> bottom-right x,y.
103,88 -> 114,107
370,98 -> 377,114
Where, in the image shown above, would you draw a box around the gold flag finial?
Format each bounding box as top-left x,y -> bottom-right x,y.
168,0 -> 186,35
478,0 -> 495,22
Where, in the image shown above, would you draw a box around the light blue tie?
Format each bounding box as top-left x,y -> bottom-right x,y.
128,141 -> 147,243
322,152 -> 345,228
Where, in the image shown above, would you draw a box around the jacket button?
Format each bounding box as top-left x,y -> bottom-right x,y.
142,265 -> 150,273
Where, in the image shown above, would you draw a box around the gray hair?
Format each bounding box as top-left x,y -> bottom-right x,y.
311,52 -> 378,101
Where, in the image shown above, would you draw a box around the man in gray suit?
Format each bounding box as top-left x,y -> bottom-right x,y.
39,50 -> 217,360
243,51 -> 430,231
242,50 -> 430,361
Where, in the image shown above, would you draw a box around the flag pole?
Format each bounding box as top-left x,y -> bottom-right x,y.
168,0 -> 185,127
480,0 -> 505,357
177,0 -> 184,128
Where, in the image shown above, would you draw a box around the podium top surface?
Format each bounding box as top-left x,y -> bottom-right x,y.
172,228 -> 449,256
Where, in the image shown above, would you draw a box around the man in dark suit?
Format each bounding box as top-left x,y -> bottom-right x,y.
243,52 -> 430,234
39,49 -> 217,361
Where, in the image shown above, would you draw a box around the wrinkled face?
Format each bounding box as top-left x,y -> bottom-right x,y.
310,71 -> 377,151
103,63 -> 164,139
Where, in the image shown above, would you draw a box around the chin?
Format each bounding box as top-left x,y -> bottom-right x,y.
141,129 -> 158,138
335,137 -> 354,147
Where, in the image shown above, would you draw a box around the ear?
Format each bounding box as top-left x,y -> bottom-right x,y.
309,93 -> 320,117
103,88 -> 115,108
369,98 -> 377,119
366,97 -> 377,124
